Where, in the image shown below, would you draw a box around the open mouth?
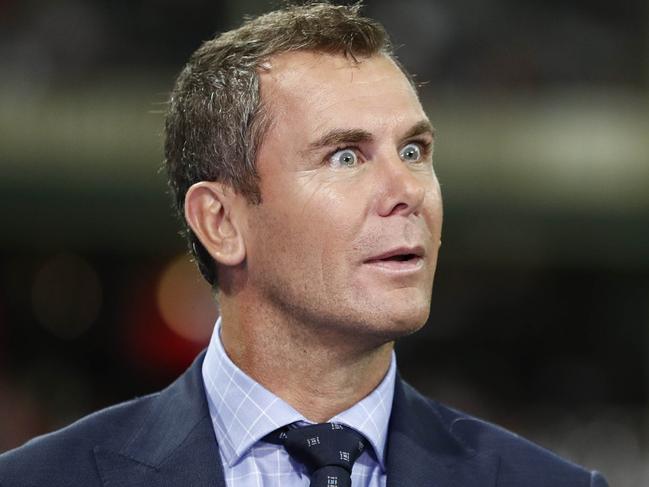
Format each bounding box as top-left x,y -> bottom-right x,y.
379,253 -> 418,262
364,248 -> 424,271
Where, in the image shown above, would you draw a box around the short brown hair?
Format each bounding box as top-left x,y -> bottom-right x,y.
164,2 -> 398,287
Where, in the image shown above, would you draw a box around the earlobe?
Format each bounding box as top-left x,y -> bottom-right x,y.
184,182 -> 246,267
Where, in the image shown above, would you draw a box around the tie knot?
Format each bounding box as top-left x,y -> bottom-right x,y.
265,422 -> 367,486
284,423 -> 367,472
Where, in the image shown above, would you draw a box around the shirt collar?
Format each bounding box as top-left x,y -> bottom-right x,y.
330,347 -> 396,470
202,317 -> 396,470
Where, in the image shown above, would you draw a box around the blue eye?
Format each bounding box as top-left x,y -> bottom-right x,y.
400,143 -> 422,162
330,149 -> 358,168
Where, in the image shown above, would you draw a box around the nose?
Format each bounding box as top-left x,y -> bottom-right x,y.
375,155 -> 427,217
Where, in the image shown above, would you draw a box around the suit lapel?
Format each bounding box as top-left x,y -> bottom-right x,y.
386,375 -> 500,487
94,352 -> 226,487
92,354 -> 499,486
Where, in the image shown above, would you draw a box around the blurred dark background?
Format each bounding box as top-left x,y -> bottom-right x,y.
1,1 -> 647,484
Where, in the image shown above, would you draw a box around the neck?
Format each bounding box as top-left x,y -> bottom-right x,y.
218,297 -> 394,423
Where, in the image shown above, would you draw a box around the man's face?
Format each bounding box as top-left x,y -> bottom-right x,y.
239,51 -> 442,344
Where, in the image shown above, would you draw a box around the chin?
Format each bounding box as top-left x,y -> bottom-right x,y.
344,285 -> 430,332
352,300 -> 431,343
384,288 -> 432,326
386,307 -> 430,337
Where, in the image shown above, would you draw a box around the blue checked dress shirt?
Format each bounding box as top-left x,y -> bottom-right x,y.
201,317 -> 396,486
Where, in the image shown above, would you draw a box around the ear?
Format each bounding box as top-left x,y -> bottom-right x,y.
184,181 -> 246,267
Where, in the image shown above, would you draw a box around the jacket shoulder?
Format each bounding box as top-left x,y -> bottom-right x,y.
439,400 -> 607,485
401,381 -> 607,486
0,393 -> 158,487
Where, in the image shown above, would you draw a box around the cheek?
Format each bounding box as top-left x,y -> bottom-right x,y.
252,172 -> 369,275
247,195 -> 322,268
292,190 -> 364,277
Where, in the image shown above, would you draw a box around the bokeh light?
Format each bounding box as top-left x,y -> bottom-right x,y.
156,254 -> 217,343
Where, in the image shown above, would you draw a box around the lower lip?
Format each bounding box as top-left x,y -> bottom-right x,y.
363,257 -> 424,274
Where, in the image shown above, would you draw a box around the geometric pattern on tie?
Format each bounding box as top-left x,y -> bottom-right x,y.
263,422 -> 367,487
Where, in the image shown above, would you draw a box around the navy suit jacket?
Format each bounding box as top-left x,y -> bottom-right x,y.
0,352 -> 608,486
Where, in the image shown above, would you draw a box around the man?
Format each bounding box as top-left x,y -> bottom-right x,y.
0,3 -> 607,486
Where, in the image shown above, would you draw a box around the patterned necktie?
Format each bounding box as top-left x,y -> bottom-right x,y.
264,422 -> 367,486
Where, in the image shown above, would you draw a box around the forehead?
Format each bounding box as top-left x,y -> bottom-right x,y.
258,51 -> 425,139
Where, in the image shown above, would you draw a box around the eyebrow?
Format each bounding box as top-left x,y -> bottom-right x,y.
305,119 -> 436,153
307,128 -> 374,152
403,120 -> 436,141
